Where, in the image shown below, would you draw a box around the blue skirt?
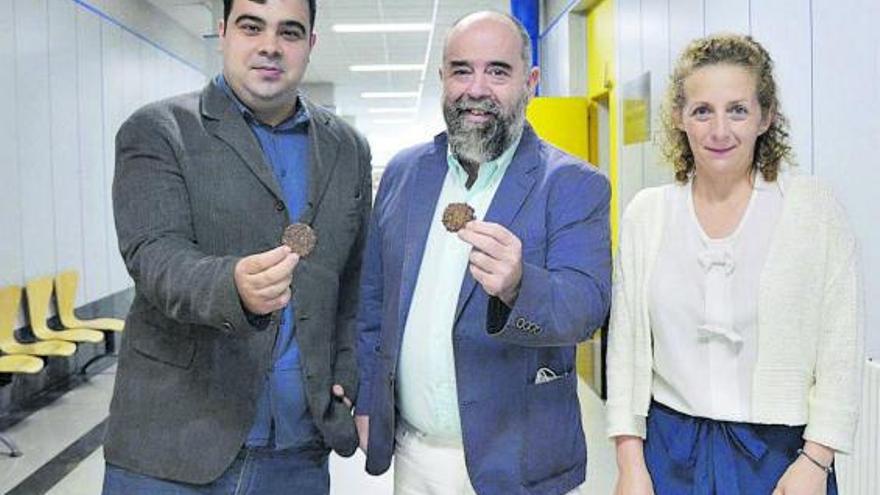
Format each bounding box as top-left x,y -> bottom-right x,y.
644,401 -> 837,495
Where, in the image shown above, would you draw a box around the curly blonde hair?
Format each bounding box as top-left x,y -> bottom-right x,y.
660,34 -> 793,183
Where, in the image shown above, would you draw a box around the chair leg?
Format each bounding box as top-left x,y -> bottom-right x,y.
80,352 -> 116,375
0,432 -> 22,457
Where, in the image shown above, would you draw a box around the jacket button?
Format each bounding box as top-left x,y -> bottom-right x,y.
275,200 -> 285,212
222,321 -> 234,331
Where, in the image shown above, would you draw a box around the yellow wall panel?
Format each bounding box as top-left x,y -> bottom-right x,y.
587,0 -> 620,250
526,97 -> 590,162
588,0 -> 615,99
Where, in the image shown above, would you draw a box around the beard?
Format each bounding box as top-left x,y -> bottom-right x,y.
443,90 -> 529,166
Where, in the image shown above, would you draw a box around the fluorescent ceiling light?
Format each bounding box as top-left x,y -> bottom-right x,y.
350,64 -> 424,72
332,23 -> 432,33
361,91 -> 419,99
368,107 -> 418,114
373,118 -> 416,125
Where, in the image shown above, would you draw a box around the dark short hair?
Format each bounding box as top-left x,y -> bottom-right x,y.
223,0 -> 316,32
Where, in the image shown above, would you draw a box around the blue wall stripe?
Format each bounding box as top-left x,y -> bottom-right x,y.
539,0 -> 581,40
510,0 -> 540,68
72,0 -> 206,75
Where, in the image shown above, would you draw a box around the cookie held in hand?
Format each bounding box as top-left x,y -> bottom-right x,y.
281,223 -> 317,257
442,203 -> 475,233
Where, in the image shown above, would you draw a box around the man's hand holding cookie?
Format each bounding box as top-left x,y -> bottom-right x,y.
457,220 -> 523,307
234,246 -> 299,316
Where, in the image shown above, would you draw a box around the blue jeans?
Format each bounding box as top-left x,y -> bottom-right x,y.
102,446 -> 330,495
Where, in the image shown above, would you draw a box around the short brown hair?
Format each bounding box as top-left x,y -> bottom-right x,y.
661,34 -> 793,183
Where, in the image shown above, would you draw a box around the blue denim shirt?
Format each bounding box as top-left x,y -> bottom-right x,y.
217,75 -> 318,449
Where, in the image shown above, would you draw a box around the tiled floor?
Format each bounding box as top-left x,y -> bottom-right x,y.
0,367 -> 615,494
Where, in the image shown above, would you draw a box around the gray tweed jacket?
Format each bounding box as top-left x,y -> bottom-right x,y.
104,79 -> 371,484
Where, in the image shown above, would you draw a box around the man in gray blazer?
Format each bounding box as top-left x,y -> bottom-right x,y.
103,0 -> 371,493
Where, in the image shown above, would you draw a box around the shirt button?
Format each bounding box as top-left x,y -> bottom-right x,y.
275,200 -> 285,212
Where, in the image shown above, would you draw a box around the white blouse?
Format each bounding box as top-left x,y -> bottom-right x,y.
649,175 -> 784,421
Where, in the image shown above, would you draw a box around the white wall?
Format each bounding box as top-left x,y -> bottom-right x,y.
616,0 -> 880,359
539,0 -> 588,96
0,0 -> 206,327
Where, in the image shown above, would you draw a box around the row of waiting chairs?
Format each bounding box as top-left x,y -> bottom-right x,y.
0,271 -> 125,456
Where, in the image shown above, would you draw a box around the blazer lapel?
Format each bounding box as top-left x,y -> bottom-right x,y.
200,82 -> 283,201
299,99 -> 340,225
397,134 -> 449,328
453,127 -> 540,324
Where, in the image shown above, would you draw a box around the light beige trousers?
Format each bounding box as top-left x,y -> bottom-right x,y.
393,424 -> 584,495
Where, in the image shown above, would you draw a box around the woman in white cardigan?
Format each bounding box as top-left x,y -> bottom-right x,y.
607,34 -> 863,495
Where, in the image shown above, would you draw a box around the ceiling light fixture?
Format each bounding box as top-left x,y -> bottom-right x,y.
350,64 -> 425,72
373,118 -> 416,125
368,108 -> 418,114
361,91 -> 420,99
332,23 -> 432,33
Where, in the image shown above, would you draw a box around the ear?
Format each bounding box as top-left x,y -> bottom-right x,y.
309,32 -> 317,50
526,67 -> 540,97
758,106 -> 774,135
673,110 -> 685,132
438,67 -> 444,81
218,19 -> 227,39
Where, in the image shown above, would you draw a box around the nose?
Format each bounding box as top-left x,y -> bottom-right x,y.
257,32 -> 282,58
709,114 -> 732,142
465,72 -> 491,99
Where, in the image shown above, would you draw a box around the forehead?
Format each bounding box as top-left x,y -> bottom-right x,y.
444,17 -> 522,67
683,64 -> 758,102
230,0 -> 310,25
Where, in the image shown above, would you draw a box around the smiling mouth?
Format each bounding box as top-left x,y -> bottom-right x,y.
462,108 -> 496,119
706,145 -> 736,154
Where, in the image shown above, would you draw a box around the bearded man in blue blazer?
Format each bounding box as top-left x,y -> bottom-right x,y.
354,11 -> 611,495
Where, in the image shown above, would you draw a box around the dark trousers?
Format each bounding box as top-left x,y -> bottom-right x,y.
102,445 -> 330,495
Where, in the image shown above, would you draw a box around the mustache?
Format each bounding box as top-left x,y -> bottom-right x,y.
452,97 -> 501,116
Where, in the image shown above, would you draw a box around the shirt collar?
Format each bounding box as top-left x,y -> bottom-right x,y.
446,130 -> 523,192
216,74 -> 310,131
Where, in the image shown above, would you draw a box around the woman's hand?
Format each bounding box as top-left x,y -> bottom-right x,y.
772,441 -> 833,495
615,465 -> 655,495
614,436 -> 656,495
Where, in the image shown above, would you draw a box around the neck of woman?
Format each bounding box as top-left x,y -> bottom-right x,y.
692,166 -> 754,204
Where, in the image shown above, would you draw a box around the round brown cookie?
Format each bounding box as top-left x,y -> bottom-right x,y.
442,203 -> 475,232
281,223 -> 317,257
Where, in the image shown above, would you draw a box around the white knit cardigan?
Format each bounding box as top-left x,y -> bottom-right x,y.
605,174 -> 864,453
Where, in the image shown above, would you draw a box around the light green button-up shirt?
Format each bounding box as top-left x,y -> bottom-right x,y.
396,133 -> 522,441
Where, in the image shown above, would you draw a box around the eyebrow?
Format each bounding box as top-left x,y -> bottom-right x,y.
447,60 -> 514,71
487,61 -> 513,72
234,14 -> 263,25
278,20 -> 307,32
234,15 -> 306,33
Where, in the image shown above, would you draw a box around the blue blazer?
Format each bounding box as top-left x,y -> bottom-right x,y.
356,126 -> 611,494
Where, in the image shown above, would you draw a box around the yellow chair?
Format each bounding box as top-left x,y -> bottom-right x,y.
0,353 -> 44,457
55,271 -> 124,332
0,286 -> 76,357
25,277 -> 104,344
0,354 -> 44,374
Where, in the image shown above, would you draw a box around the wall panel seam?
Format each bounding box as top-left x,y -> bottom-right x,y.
71,0 -> 206,76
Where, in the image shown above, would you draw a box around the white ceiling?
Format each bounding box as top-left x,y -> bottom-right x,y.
145,0 -> 510,169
